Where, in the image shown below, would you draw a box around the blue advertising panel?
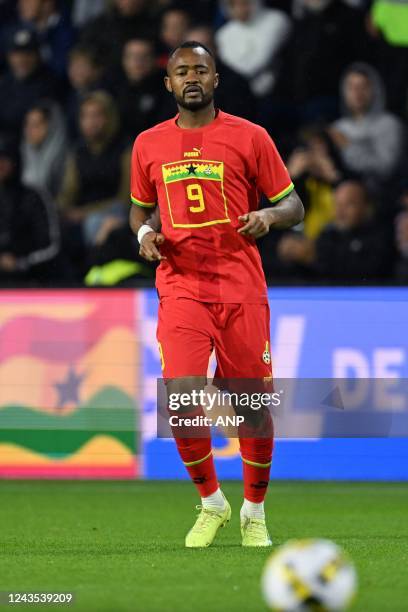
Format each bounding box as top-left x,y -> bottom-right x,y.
140,288 -> 408,480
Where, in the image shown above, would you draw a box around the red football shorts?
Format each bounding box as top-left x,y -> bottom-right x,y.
157,297 -> 273,379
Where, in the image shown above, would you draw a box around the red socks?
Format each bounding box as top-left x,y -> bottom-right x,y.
171,408 -> 273,501
174,437 -> 218,497
170,407 -> 218,497
173,435 -> 273,501
240,437 -> 273,503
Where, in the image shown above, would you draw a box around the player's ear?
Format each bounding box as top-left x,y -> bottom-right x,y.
214,72 -> 219,90
164,76 -> 172,93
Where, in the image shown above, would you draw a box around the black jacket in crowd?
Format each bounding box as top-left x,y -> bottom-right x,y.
108,69 -> 172,141
0,64 -> 59,133
281,0 -> 370,104
0,180 -> 59,281
72,134 -> 128,207
79,7 -> 156,69
315,222 -> 394,283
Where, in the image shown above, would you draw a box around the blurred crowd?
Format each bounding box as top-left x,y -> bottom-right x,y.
0,0 -> 407,287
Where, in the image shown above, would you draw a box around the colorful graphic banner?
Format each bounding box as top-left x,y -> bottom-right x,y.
141,288 -> 408,481
1,288 -> 407,480
0,290 -> 139,479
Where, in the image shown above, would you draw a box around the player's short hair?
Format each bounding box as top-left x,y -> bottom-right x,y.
168,40 -> 215,63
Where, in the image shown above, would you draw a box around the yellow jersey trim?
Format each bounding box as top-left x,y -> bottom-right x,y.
173,219 -> 231,229
158,342 -> 165,371
131,194 -> 156,208
268,182 -> 295,204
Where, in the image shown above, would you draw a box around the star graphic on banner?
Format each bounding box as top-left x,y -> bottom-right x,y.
55,366 -> 86,408
187,164 -> 196,175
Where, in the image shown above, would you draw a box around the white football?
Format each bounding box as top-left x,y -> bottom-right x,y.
261,538 -> 357,611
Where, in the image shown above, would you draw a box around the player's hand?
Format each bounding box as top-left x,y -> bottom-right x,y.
287,149 -> 311,178
237,211 -> 270,239
327,127 -> 349,149
139,232 -> 167,262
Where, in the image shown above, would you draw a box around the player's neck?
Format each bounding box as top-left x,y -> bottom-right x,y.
176,105 -> 216,129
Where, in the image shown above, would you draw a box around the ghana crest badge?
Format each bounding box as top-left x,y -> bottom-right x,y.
262,341 -> 271,365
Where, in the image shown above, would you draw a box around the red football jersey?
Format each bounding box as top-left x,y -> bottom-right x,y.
131,110 -> 293,303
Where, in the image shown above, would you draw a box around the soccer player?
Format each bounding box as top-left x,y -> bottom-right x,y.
129,41 -> 304,547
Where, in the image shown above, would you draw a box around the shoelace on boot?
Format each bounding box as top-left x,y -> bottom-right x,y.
192,505 -> 223,532
243,518 -> 268,537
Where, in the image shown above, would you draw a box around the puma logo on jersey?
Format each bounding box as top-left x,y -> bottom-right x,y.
184,147 -> 202,158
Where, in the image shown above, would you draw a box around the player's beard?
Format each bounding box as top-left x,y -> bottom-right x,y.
175,90 -> 214,112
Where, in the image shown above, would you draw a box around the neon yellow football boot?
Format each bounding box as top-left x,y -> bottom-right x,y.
185,497 -> 231,548
241,517 -> 272,547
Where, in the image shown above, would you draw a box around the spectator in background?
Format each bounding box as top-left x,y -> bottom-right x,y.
108,38 -> 170,142
157,7 -> 191,67
71,0 -> 107,28
153,0 -> 217,23
215,0 -> 291,97
80,0 -> 156,70
66,43 -> 105,138
58,91 -> 130,250
84,224 -> 155,287
286,127 -> 348,239
0,133 -> 59,284
185,24 -> 256,120
314,181 -> 393,282
329,63 -> 404,193
367,0 -> 408,117
21,100 -> 67,198
280,0 -> 368,124
0,29 -> 59,134
276,181 -> 393,283
13,0 -> 76,78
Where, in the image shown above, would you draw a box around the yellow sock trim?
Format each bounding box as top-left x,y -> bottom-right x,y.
241,456 -> 272,468
183,450 -> 212,467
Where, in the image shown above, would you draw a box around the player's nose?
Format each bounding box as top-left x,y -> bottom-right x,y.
185,70 -> 200,82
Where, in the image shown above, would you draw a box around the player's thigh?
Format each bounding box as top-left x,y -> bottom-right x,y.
157,297 -> 213,378
215,303 -> 272,378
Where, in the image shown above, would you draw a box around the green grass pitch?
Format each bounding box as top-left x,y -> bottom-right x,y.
0,481 -> 407,611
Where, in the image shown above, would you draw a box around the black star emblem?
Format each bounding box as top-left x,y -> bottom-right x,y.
54,366 -> 86,408
187,164 -> 196,175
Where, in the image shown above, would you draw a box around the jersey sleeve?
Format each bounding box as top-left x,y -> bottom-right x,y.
130,136 -> 156,208
254,127 -> 294,204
